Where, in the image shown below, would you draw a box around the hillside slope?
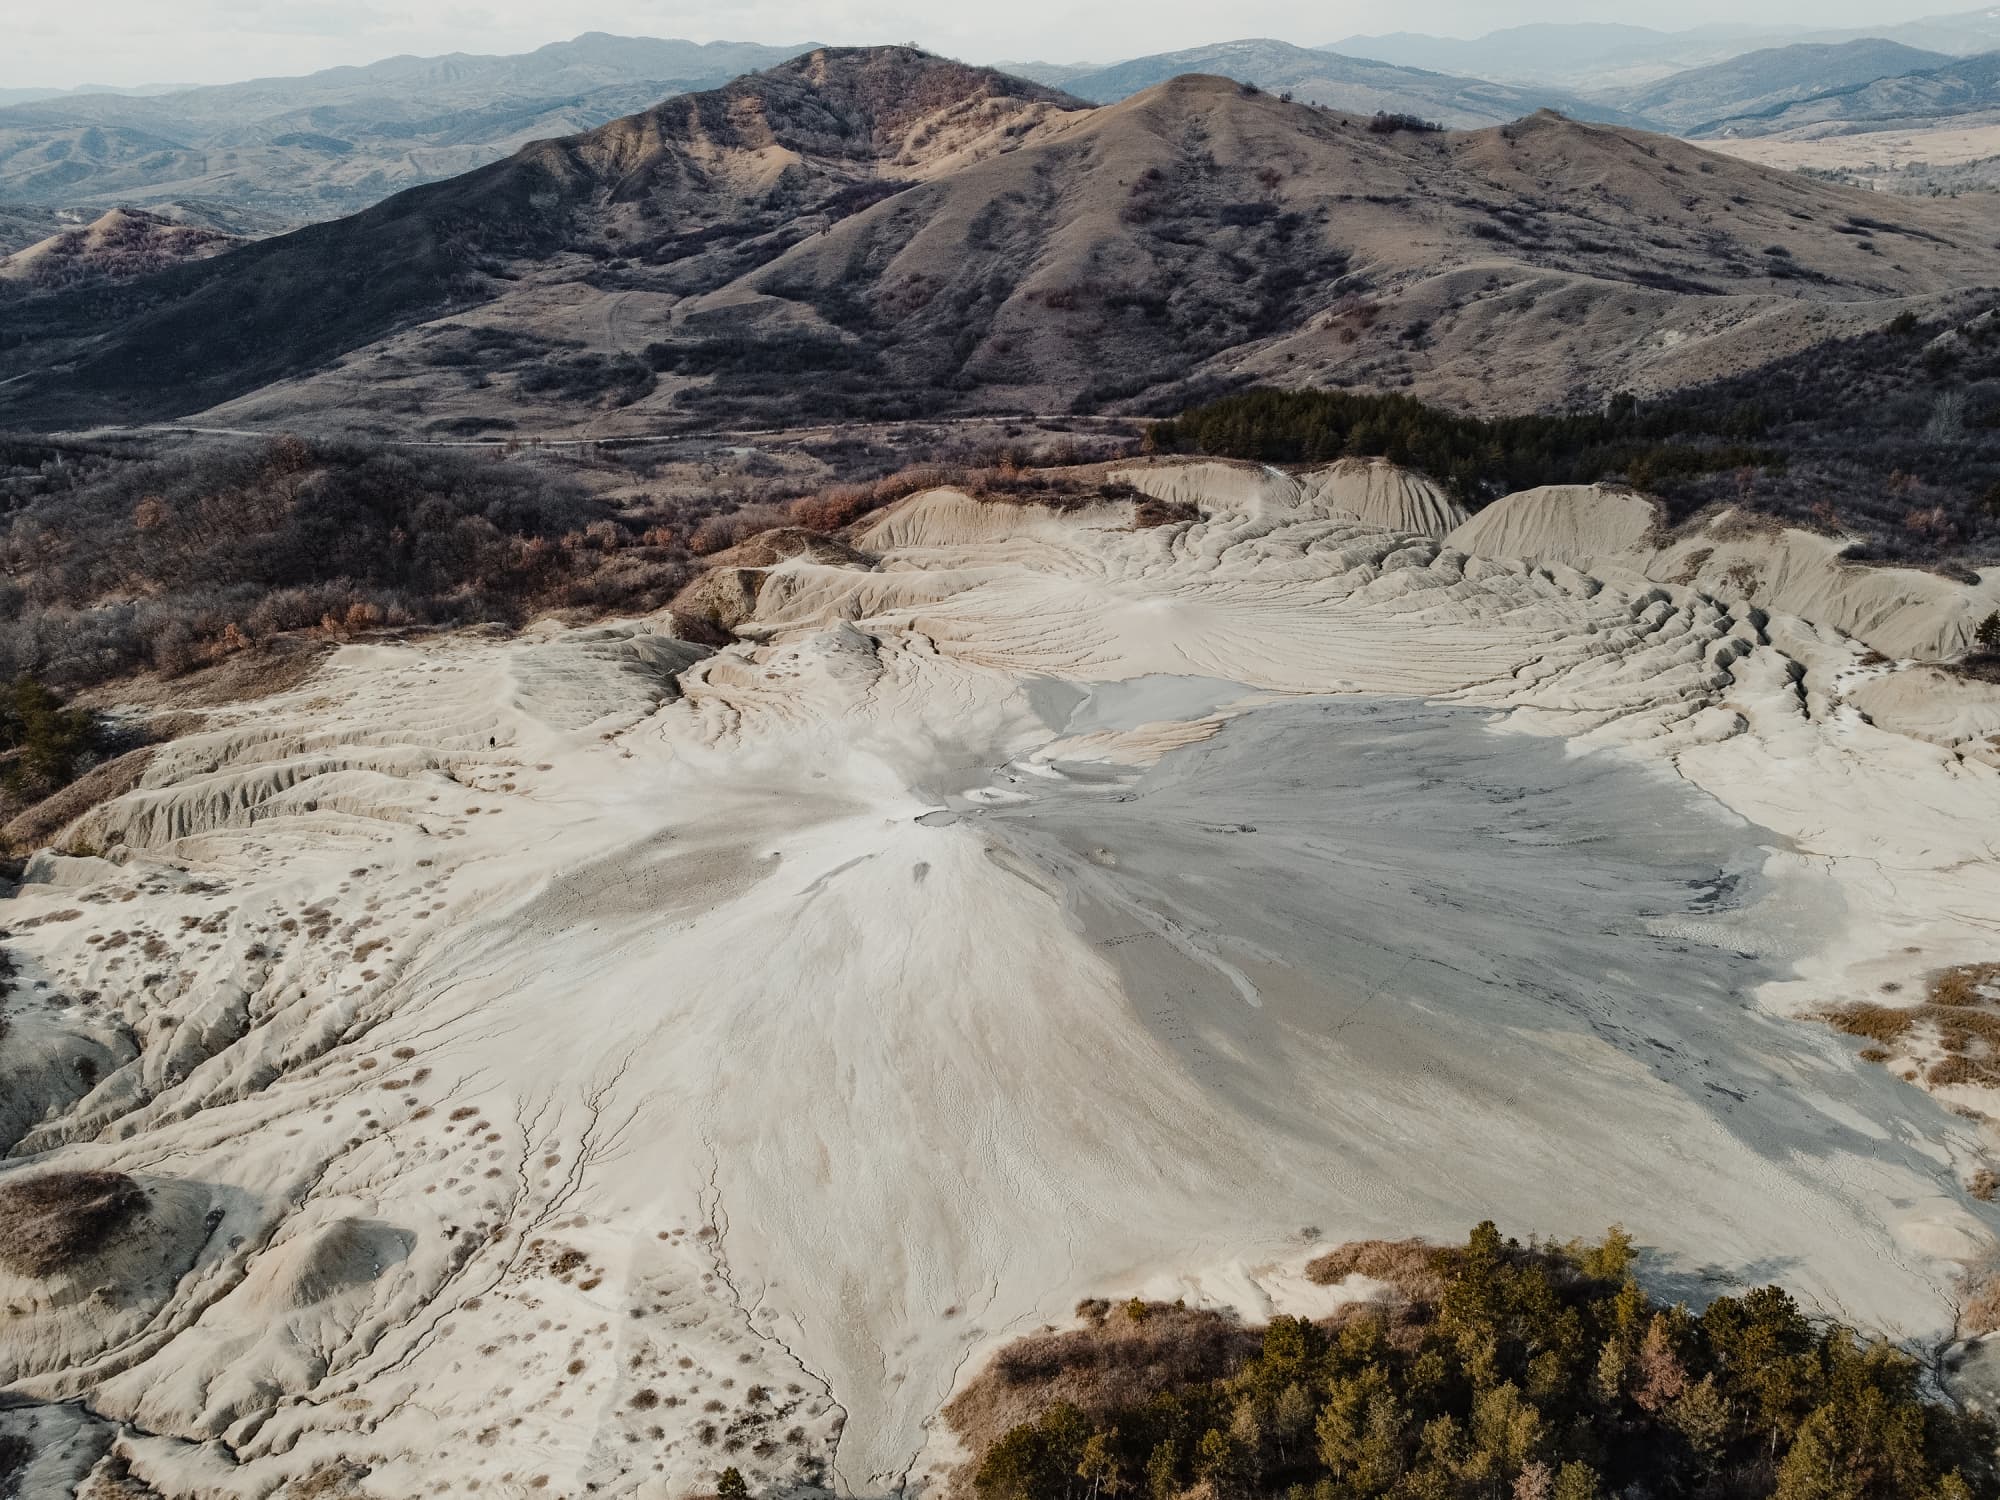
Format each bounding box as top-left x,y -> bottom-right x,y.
0,203 -> 62,255
1701,48 -> 2000,136
1627,39 -> 1952,131
398,93 -> 2000,428
651,83 -> 1999,422
1324,23 -> 1771,89
1050,39 -> 1631,126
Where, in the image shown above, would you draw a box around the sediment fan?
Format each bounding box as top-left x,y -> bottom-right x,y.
2,460 -> 1997,1495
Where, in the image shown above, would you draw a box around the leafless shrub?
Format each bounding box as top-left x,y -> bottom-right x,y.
0,436 -> 654,691
784,465 -> 959,533
689,506 -> 791,556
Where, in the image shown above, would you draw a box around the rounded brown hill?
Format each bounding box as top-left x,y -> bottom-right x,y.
0,208 -> 239,293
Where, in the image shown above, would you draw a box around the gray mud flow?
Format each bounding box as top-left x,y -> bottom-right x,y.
971,697 -> 1950,1233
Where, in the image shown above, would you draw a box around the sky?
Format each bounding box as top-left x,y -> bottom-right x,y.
1,0 -> 1950,88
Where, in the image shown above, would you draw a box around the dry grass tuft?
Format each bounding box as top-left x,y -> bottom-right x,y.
1821,1003 -> 1916,1046
278,1463 -> 371,1498
1962,1261 -> 2000,1337
0,1169 -> 148,1276
1819,963 -> 2000,1097
1930,1056 -> 1985,1088
1932,963 -> 2000,1008
1133,497 -> 1202,529
1305,1237 -> 1448,1303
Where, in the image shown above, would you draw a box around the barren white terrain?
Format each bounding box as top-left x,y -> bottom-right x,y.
5,459 -> 2000,1497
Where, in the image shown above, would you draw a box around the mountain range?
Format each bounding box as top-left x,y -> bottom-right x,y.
0,36 -> 817,223
0,34 -> 1637,227
1020,40 -> 1636,127
1698,47 -> 2000,136
10,23 -> 2000,231
1329,9 -> 2000,87
5,46 -> 1994,440
1621,39 -> 1953,131
1324,22 -> 1800,90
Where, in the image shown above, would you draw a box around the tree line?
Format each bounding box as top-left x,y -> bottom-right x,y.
970,1224 -> 1995,1500
1144,389 -> 1779,508
1147,304 -> 2000,573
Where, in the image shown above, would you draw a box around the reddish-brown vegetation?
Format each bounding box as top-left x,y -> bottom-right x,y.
942,1299 -> 1258,1471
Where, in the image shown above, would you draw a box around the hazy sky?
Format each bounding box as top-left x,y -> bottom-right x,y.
3,0 -> 1944,88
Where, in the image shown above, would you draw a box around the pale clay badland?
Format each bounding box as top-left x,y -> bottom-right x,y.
4,461 -> 2000,1495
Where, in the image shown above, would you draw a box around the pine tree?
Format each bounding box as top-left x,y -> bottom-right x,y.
1197,1427 -> 1248,1497
1668,1374 -> 1731,1458
1273,1383 -> 1314,1461
1079,1431 -> 1124,1500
